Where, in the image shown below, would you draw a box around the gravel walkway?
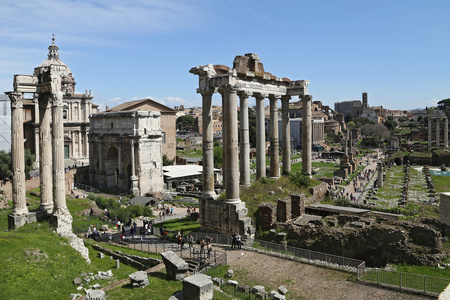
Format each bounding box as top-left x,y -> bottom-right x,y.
225,250 -> 432,300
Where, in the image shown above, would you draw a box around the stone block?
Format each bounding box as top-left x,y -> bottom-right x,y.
212,277 -> 224,286
97,270 -> 112,280
252,285 -> 265,294
278,285 -> 287,295
129,271 -> 149,288
8,214 -> 27,230
73,277 -> 82,285
100,225 -> 108,231
227,280 -> 238,288
161,251 -> 189,281
182,274 -> 213,300
98,252 -> 105,259
227,270 -> 234,278
85,289 -> 105,300
237,283 -> 250,293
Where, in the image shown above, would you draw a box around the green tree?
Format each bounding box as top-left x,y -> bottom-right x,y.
163,154 -> 175,166
0,150 -> 11,180
24,149 -> 35,178
213,146 -> 223,168
384,119 -> 398,131
176,115 -> 196,132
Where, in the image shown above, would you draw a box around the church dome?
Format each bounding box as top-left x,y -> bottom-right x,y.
34,37 -> 76,96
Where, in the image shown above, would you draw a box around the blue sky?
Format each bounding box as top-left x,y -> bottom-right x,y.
1,0 -> 449,111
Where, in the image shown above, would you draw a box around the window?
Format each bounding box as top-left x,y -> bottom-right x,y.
111,123 -> 114,128
162,132 -> 166,144
63,110 -> 68,120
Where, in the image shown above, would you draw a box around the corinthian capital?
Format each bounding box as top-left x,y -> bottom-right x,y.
198,87 -> 217,96
237,90 -> 252,99
254,92 -> 268,100
301,94 -> 313,101
218,84 -> 237,95
6,92 -> 24,109
51,90 -> 63,107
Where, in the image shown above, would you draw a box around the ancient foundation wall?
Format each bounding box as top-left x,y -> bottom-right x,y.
440,193 -> 450,226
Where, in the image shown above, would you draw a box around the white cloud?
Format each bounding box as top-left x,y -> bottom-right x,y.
426,98 -> 439,107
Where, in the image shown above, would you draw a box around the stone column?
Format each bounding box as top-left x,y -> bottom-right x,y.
221,85 -> 240,204
428,118 -> 432,148
269,95 -> 280,179
255,93 -> 267,179
7,92 -> 28,216
436,120 -> 440,147
445,117 -> 448,148
377,161 -> 383,188
238,91 -> 251,186
302,95 -> 312,175
34,128 -> 39,165
200,87 -> 216,198
38,93 -> 53,213
130,138 -> 140,195
51,87 -> 70,217
281,95 -> 291,174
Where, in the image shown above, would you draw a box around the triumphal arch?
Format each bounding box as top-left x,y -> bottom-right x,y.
190,53 -> 311,239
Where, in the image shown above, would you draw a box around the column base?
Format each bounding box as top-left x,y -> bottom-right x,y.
50,212 -> 73,235
39,203 -> 54,214
224,198 -> 241,204
201,192 -> 217,200
8,214 -> 27,230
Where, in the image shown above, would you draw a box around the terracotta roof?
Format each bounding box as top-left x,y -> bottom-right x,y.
106,98 -> 175,113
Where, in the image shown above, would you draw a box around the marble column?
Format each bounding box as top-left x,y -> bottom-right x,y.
238,91 -> 251,186
38,93 -> 53,213
445,117 -> 448,148
200,87 -> 216,198
221,85 -> 240,203
7,92 -> 28,216
255,93 -> 267,179
428,118 -> 432,148
302,95 -> 312,175
51,87 -> 70,217
436,120 -> 440,147
130,139 -> 140,195
377,161 -> 383,188
281,95 -> 291,174
269,95 -> 280,178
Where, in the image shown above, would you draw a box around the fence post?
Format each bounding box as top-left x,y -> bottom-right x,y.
424,276 -> 426,294
377,268 -> 379,285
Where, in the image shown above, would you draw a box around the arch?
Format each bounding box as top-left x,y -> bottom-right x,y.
105,145 -> 119,188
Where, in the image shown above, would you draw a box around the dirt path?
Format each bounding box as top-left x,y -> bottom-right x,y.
225,250 -> 432,300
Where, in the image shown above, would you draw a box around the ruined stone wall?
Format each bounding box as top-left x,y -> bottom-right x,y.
276,199 -> 291,223
307,181 -> 328,202
440,193 -> 450,226
286,220 -> 442,267
257,203 -> 276,230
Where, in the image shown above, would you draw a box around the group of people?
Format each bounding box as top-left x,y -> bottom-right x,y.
230,232 -> 242,250
158,205 -> 174,219
199,235 -> 213,259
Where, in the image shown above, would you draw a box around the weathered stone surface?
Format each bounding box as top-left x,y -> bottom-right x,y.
169,291 -> 185,300
129,271 -> 149,288
237,283 -> 250,293
85,289 -> 105,300
161,251 -> 189,281
100,225 -> 108,231
252,285 -> 266,294
183,274 -> 213,300
73,277 -> 82,285
212,277 -> 224,286
97,270 -> 113,280
227,280 -> 238,287
98,252 -> 105,259
93,283 -> 101,289
227,270 -> 234,278
278,285 -> 287,295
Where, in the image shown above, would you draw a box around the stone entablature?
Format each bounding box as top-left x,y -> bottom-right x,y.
89,111 -> 164,195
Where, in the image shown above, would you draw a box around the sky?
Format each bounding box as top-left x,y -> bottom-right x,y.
1,0 -> 450,111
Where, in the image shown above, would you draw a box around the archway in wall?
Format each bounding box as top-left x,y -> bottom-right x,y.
105,145 -> 119,188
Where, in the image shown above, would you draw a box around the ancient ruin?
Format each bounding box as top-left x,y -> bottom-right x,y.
6,37 -> 89,262
190,53 -> 311,239
89,111 -> 164,195
428,110 -> 448,148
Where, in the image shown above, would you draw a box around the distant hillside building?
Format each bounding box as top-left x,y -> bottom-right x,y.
334,100 -> 363,118
105,99 -> 176,161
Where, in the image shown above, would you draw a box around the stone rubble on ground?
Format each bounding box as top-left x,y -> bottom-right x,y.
129,271 -> 149,288
85,289 -> 105,300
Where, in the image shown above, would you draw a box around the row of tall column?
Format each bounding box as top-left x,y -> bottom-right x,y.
428,117 -> 449,148
200,87 -> 312,202
8,68 -> 71,232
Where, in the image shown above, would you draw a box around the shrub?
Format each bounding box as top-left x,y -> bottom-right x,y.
289,171 -> 310,188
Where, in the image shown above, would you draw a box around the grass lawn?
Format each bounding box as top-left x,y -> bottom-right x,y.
291,161 -> 338,178
431,174 -> 450,193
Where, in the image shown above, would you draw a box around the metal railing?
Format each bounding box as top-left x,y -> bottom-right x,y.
361,268 -> 450,296
188,232 -> 366,279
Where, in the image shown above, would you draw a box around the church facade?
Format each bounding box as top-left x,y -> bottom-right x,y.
22,38 -> 97,163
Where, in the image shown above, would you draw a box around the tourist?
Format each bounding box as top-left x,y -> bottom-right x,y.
200,238 -> 205,255
231,232 -> 237,249
188,234 -> 194,248
140,227 -> 144,241
163,227 -> 168,240
205,235 -> 212,244
86,226 -> 92,238
236,233 -> 242,250
180,236 -> 186,249
130,226 -> 135,239
206,242 -> 212,259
